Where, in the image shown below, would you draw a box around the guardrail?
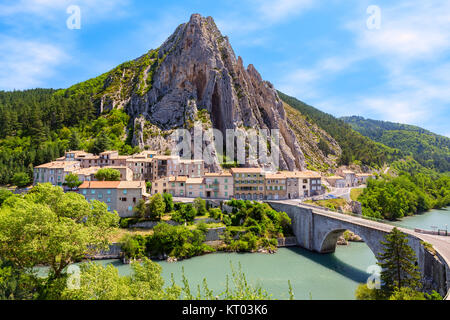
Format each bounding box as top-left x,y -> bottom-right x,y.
297,202 -> 416,230
414,228 -> 449,237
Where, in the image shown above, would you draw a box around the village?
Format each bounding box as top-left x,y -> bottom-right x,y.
32,149 -> 374,218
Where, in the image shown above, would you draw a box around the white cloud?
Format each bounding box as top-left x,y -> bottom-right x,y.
348,1 -> 450,62
0,37 -> 67,90
278,0 -> 450,134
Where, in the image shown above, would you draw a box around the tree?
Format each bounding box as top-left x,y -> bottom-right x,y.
163,193 -> 174,213
91,131 -> 111,155
377,227 -> 422,294
181,203 -> 197,222
61,258 -> 181,300
0,183 -> 119,298
146,194 -> 165,221
12,172 -> 31,188
133,199 -> 146,219
193,197 -> 207,216
0,189 -> 13,206
95,168 -> 121,181
63,173 -> 82,189
69,130 -> 81,150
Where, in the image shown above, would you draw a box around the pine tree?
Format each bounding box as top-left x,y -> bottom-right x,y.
91,131 -> 111,155
377,227 -> 422,294
69,131 -> 81,150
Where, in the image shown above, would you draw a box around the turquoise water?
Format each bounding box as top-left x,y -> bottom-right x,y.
36,206 -> 448,299
91,207 -> 450,300
96,243 -> 377,300
388,207 -> 450,231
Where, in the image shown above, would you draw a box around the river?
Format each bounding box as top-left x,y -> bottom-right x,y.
88,207 -> 450,300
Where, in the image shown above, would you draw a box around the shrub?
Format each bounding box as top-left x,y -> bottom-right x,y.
120,235 -> 146,259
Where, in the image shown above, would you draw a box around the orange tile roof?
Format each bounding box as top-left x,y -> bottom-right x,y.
204,171 -> 232,177
230,167 -> 263,174
281,170 -> 321,178
117,181 -> 146,189
168,176 -> 188,182
186,178 -> 204,184
35,161 -> 80,169
265,172 -> 287,179
326,175 -> 344,180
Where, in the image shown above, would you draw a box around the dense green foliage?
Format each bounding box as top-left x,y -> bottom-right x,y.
359,173 -> 450,220
278,92 -> 402,168
0,183 -> 119,299
0,89 -> 94,185
342,116 -> 450,173
171,202 -> 198,223
120,223 -> 214,260
62,173 -> 82,189
0,89 -> 138,186
95,168 -> 121,181
221,200 -> 292,252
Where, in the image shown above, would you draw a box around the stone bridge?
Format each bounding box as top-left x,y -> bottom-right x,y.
267,200 -> 450,298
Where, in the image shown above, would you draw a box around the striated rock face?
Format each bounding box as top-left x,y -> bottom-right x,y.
77,14 -> 343,171
122,14 -> 307,171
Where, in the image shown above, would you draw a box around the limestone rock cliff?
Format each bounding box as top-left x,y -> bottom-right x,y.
74,14 -> 341,172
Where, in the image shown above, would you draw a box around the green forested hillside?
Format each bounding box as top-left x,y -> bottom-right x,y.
0,89 -> 137,186
341,116 -> 450,173
278,92 -> 402,168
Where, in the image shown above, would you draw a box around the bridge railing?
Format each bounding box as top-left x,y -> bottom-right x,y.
298,202 -> 416,230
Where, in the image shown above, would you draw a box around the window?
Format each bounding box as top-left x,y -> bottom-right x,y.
107,198 -> 111,203
91,190 -> 96,194
128,206 -> 132,211
121,197 -> 127,202
82,190 -> 87,195
224,178 -> 228,183
98,193 -> 103,199
107,189 -> 111,194
123,190 -> 127,195
225,192 -> 228,197
107,206 -> 111,212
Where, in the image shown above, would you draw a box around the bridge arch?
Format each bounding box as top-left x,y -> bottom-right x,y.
314,216 -> 387,260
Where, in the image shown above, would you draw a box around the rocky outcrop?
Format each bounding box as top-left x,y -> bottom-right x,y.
90,14 -> 313,171
76,14 -> 347,172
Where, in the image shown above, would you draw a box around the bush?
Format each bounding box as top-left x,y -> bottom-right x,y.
208,208 -> 223,220
119,218 -> 135,228
120,235 -> 146,259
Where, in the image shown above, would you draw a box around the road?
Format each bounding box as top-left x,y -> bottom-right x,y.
272,200 -> 450,299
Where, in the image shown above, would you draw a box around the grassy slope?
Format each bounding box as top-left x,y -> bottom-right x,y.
341,116 -> 450,173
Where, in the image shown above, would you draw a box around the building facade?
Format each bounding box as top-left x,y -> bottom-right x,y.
231,168 -> 265,200
33,161 -> 81,186
79,180 -> 148,217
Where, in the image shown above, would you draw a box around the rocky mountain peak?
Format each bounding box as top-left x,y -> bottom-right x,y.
90,14 -> 325,171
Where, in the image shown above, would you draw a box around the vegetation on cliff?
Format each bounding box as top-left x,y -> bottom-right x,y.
342,116 -> 450,173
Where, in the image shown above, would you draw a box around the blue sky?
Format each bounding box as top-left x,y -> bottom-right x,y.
0,0 -> 449,137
